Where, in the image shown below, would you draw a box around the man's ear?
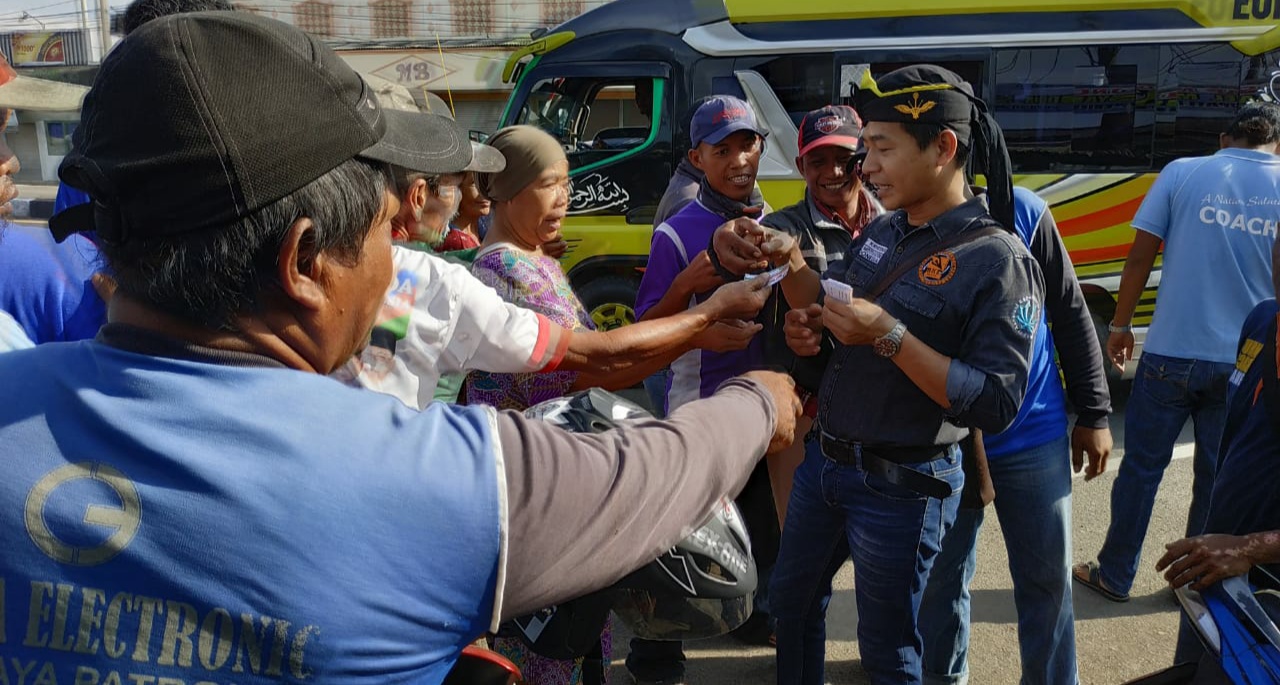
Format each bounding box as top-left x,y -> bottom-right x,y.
276,217 -> 326,311
936,128 -> 960,169
687,146 -> 706,173
1220,132 -> 1232,151
408,177 -> 431,213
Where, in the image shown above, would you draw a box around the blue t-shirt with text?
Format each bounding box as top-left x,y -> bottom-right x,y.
1134,148 -> 1280,363
0,340 -> 504,684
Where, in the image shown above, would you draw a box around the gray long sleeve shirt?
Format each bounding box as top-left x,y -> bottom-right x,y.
494,377 -> 776,619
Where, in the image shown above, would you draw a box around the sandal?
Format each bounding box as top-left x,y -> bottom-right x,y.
1072,561 -> 1130,603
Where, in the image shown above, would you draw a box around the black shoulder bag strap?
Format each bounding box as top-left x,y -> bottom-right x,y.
861,225 -> 1005,301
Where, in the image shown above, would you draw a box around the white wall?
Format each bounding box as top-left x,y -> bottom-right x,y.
233,0 -> 609,43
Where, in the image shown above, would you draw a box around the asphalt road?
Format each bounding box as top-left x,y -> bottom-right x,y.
612,387 -> 1199,685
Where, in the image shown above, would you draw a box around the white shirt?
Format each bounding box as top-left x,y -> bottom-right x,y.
332,246 -> 565,409
0,310 -> 33,352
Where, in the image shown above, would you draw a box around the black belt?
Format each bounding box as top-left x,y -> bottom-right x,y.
818,433 -> 954,500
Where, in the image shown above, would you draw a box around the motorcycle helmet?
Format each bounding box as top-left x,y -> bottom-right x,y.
506,389 -> 757,658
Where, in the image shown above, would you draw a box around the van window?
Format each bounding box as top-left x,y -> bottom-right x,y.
514,76 -> 664,169
741,54 -> 835,127
1155,43 -> 1280,166
993,45 -> 1158,172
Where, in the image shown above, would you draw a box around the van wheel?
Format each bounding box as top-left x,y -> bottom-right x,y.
578,275 -> 638,331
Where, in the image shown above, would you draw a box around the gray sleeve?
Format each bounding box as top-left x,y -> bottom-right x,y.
1026,208 -> 1112,428
493,377 -> 777,620
653,179 -> 698,228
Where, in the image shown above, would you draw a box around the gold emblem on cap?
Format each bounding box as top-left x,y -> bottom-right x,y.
895,93 -> 937,121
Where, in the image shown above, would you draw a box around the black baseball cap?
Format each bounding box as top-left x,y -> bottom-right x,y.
49,11 -> 477,244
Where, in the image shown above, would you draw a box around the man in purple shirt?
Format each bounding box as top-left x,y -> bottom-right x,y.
636,95 -> 768,409
631,95 -> 773,685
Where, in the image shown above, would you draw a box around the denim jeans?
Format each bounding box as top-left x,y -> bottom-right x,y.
919,433 -> 1076,685
771,438 -> 963,685
1097,352 -> 1233,595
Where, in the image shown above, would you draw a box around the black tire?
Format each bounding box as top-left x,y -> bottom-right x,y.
576,275 -> 639,331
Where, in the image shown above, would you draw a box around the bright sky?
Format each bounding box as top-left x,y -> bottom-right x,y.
0,0 -> 126,31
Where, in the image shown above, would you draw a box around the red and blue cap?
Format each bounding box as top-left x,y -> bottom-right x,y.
690,95 -> 765,147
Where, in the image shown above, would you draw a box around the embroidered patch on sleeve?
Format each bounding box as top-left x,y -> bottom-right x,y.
1012,296 -> 1039,338
918,251 -> 957,286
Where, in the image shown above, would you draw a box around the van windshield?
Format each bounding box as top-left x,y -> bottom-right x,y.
514,79 -> 585,146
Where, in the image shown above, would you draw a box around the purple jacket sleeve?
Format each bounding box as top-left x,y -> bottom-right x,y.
635,227 -> 687,320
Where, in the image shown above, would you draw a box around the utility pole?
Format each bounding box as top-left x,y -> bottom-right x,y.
78,0 -> 91,60
98,0 -> 110,61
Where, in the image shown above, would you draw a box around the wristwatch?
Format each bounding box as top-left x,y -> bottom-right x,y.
873,320 -> 908,358
1108,322 -> 1133,333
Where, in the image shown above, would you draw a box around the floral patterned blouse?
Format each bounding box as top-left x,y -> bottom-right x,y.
465,243 -> 593,411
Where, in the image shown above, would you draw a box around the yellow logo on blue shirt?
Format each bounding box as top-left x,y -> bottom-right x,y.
24,462 -> 141,566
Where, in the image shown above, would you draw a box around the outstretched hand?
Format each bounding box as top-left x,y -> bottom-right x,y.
741,370 -> 802,454
703,276 -> 770,320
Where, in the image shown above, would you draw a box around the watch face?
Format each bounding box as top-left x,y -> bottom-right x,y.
874,337 -> 899,358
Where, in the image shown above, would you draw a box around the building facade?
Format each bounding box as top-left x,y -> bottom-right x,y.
232,0 -> 611,133
0,0 -> 612,182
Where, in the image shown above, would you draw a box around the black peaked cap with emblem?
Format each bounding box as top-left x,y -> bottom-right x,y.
50,11 -> 475,244
855,64 -> 1014,231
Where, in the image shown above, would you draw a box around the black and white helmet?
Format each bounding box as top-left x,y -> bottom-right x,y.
506,389 -> 757,656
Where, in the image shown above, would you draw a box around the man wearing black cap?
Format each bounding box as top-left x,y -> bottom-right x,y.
0,12 -> 804,684
714,65 -> 1044,684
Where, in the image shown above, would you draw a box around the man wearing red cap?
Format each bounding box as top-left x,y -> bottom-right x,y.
755,105 -> 884,525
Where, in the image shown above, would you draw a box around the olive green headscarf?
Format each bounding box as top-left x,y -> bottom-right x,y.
475,125 -> 567,202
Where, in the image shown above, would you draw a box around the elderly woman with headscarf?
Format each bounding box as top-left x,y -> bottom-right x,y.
465,125 -> 762,683
462,124 -> 610,683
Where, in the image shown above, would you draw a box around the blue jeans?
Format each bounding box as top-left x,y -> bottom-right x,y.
1097,352 -> 1233,595
771,438 -> 963,685
642,369 -> 671,418
919,434 -> 1076,685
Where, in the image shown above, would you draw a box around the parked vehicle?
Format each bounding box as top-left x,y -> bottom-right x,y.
498,0 -> 1280,378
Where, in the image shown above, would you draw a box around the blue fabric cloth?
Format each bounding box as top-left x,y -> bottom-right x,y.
1097,351 -> 1234,595
770,438 -> 963,685
983,188 -> 1069,459
0,223 -> 105,343
1203,299 -> 1280,546
0,338 -> 504,684
53,182 -> 91,215
920,434 -> 1075,685
1132,148 -> 1280,364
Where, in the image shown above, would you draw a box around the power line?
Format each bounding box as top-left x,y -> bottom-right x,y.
0,0 -> 78,19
